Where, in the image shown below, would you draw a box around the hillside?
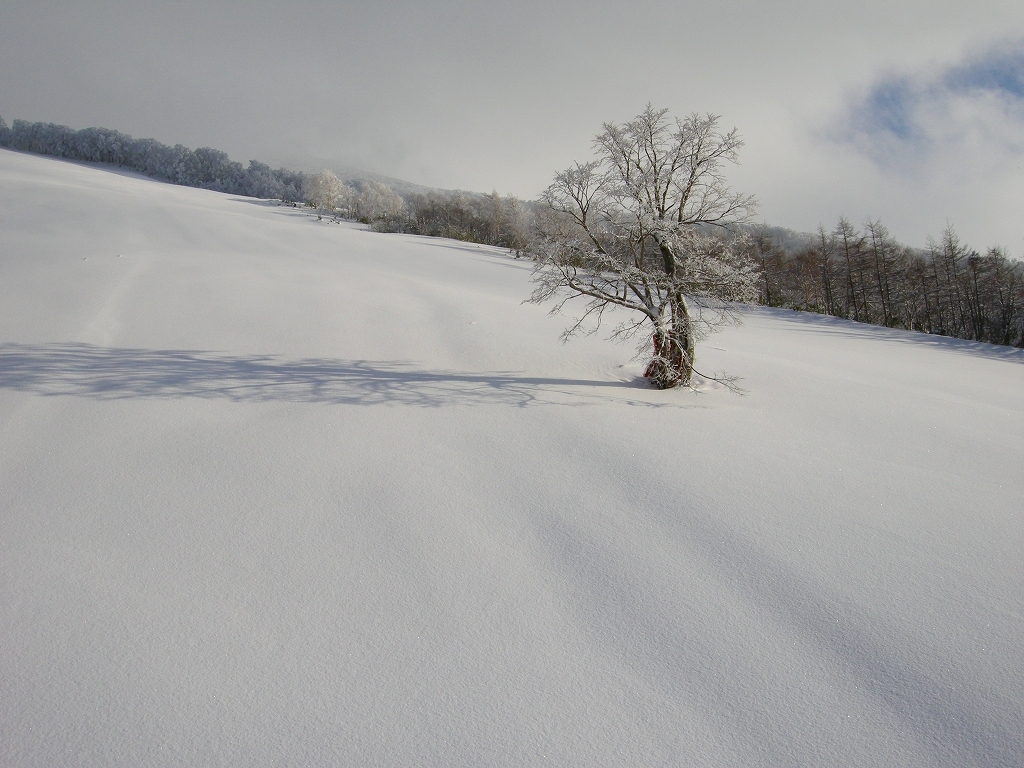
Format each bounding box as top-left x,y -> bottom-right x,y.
1,148 -> 1023,767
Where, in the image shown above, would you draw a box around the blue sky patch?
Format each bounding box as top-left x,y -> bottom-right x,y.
860,77 -> 919,140
944,44 -> 1024,98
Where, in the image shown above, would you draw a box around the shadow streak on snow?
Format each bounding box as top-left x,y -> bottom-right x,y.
534,502 -> 1023,767
750,305 -> 1024,365
1,149 -> 161,184
0,343 -> 670,408
226,197 -> 290,207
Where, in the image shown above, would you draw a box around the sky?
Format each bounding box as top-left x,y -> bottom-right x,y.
2,0 -> 1023,252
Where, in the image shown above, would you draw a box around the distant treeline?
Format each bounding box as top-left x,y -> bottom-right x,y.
754,219 -> 1024,347
2,115 -> 1021,348
0,116 -> 534,252
0,116 -> 305,201
294,169 -> 537,252
387,190 -> 535,252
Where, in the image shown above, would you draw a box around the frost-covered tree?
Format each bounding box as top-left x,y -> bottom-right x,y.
355,181 -> 408,226
501,194 -> 535,254
0,118 -> 306,202
302,170 -> 349,213
529,106 -> 758,389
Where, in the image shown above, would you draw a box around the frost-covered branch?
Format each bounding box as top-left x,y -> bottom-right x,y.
528,106 -> 758,389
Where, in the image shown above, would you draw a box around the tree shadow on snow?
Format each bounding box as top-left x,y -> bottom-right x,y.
3,149 -> 160,184
226,197 -> 290,207
532,501 -> 1024,766
384,236 -> 535,273
0,343 -> 677,408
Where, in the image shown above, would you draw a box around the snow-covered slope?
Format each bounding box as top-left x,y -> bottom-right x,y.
2,148 -> 1022,767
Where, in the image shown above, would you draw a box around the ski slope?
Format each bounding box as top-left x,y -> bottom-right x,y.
1,148 -> 1022,767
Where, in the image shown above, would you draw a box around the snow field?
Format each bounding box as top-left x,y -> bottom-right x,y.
1,149 -> 1023,766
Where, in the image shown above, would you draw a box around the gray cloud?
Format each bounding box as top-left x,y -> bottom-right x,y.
2,1 -> 1024,251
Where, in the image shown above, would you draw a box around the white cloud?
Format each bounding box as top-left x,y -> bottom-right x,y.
838,40 -> 1024,166
801,41 -> 1024,251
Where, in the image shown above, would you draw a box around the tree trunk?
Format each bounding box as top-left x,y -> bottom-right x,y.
645,293 -> 694,389
644,238 -> 696,389
672,292 -> 696,387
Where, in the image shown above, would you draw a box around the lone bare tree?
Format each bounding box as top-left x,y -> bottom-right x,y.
529,106 -> 758,389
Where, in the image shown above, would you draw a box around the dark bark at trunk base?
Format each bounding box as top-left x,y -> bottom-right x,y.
645,242 -> 696,389
644,326 -> 694,389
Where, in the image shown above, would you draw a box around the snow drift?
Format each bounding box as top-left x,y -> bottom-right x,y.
1,148 -> 1022,767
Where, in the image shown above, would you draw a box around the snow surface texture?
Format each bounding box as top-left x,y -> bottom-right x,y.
1,148 -> 1022,767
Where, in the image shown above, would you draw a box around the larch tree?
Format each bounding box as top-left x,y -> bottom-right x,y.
529,105 -> 758,389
